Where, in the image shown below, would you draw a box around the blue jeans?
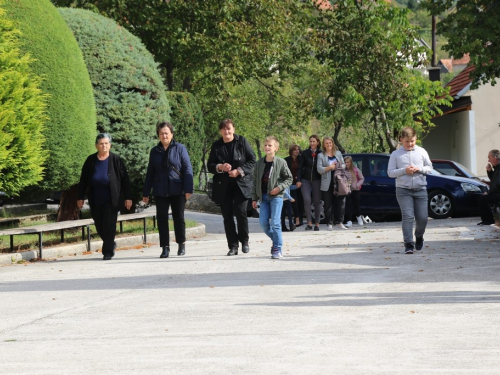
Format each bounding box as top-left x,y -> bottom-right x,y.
259,193 -> 284,250
396,187 -> 428,245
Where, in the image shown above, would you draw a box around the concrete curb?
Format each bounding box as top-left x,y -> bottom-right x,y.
0,223 -> 205,265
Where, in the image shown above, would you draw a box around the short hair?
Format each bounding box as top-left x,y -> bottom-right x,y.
321,136 -> 338,153
400,127 -> 417,139
265,136 -> 279,149
156,121 -> 174,136
490,149 -> 500,160
219,118 -> 234,130
95,133 -> 111,144
309,134 -> 321,145
288,144 -> 301,156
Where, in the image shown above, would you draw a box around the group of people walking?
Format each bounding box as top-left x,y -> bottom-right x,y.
77,118 -> 500,261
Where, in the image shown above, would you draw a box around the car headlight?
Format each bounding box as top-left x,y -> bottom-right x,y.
461,182 -> 482,193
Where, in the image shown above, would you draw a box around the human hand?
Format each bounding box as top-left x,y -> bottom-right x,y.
142,197 -> 149,204
487,162 -> 493,172
228,169 -> 240,178
77,199 -> 84,209
405,165 -> 417,175
296,182 -> 302,188
185,193 -> 192,200
291,198 -> 296,203
270,187 -> 280,196
125,200 -> 132,210
221,163 -> 232,172
252,200 -> 258,209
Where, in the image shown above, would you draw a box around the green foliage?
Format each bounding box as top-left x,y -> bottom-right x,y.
309,0 -> 452,152
59,8 -> 170,201
421,0 -> 500,88
0,6 -> 48,196
3,0 -> 96,191
166,92 -> 204,177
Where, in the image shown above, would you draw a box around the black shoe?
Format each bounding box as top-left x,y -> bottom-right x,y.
103,256 -> 112,260
177,243 -> 185,256
477,221 -> 495,225
160,246 -> 170,258
282,226 -> 290,232
314,226 -> 319,231
305,225 -> 313,230
404,242 -> 414,254
242,243 -> 250,253
227,247 -> 238,256
290,224 -> 296,231
415,237 -> 424,251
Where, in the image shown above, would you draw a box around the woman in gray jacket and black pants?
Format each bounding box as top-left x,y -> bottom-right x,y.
317,137 -> 346,230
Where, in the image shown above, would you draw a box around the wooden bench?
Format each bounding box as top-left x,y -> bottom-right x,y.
0,212 -> 156,258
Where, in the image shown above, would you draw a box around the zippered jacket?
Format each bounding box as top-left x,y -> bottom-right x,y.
143,140 -> 194,198
251,156 -> 292,201
299,148 -> 322,182
387,145 -> 433,190
317,150 -> 345,191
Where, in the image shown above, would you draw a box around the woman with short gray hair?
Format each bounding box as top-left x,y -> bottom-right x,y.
77,133 -> 132,260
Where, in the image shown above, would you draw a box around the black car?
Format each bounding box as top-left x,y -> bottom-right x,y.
344,153 -> 489,219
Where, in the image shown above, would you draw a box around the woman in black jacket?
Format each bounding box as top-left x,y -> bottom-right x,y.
77,133 -> 132,260
207,119 -> 256,256
284,144 -> 304,227
299,135 -> 322,231
143,122 -> 193,258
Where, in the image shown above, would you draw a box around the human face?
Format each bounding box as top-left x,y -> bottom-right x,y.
488,152 -> 499,167
95,138 -> 111,154
292,147 -> 300,158
264,141 -> 278,156
323,139 -> 333,152
309,137 -> 318,150
158,126 -> 173,148
345,159 -> 352,169
220,124 -> 235,143
401,136 -> 417,151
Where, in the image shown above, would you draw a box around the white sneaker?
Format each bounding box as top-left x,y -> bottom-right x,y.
338,223 -> 347,230
327,224 -> 333,231
345,221 -> 352,228
356,216 -> 364,225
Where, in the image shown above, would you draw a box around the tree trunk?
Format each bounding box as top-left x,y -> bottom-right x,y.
255,139 -> 262,159
183,76 -> 192,92
57,184 -> 80,222
380,107 -> 398,152
332,119 -> 345,153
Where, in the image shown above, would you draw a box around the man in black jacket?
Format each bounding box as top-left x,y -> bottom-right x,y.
477,149 -> 500,225
207,119 -> 256,256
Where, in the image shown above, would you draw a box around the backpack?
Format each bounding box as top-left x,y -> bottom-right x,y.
334,167 -> 351,197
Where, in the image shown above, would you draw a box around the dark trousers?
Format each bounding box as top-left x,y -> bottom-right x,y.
281,200 -> 294,228
345,190 -> 361,222
291,188 -> 304,225
155,195 -> 186,247
90,201 -> 118,257
323,182 -> 346,225
479,193 -> 500,223
220,183 -> 249,249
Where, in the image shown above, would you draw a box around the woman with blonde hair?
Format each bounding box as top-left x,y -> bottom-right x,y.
317,137 -> 346,230
343,156 -> 365,227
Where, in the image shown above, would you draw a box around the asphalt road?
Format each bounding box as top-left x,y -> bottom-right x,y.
1,212 -> 500,374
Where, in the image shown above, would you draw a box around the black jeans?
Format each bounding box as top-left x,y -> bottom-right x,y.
290,188 -> 304,225
90,201 -> 118,257
281,200 -> 294,228
345,190 -> 361,222
220,183 -> 249,249
479,193 -> 500,223
322,181 -> 346,225
155,195 -> 186,247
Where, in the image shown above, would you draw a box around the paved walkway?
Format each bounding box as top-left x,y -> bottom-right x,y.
1,213 -> 499,374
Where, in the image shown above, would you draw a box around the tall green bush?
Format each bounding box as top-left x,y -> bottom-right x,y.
3,0 -> 96,192
59,8 -> 171,201
0,6 -> 48,196
166,92 -> 204,177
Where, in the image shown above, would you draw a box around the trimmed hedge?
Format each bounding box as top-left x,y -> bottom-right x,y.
59,8 -> 171,200
166,92 -> 204,177
3,0 -> 96,191
0,6 -> 48,196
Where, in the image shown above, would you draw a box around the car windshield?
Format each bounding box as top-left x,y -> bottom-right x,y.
453,161 -> 478,177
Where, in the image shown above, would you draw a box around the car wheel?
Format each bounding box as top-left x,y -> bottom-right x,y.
311,200 -> 325,222
428,190 -> 454,219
